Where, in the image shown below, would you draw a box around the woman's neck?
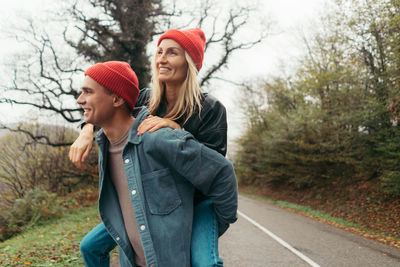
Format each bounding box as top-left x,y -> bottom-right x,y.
164,83 -> 180,109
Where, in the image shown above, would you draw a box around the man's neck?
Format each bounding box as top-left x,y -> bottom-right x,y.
102,115 -> 135,143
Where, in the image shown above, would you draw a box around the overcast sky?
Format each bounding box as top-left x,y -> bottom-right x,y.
0,0 -> 329,146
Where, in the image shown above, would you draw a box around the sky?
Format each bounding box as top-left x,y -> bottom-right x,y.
0,0 -> 329,149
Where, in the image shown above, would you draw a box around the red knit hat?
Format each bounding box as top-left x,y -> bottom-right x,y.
84,61 -> 139,110
157,28 -> 206,71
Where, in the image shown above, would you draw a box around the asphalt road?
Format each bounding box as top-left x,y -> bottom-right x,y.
219,195 -> 400,266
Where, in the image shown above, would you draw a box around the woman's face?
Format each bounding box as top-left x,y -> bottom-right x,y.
156,39 -> 188,87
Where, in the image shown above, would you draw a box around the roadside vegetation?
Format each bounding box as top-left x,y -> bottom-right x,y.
234,0 -> 400,244
0,124 -> 98,242
0,202 -> 100,266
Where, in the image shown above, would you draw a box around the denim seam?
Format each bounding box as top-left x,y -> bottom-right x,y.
211,216 -> 217,266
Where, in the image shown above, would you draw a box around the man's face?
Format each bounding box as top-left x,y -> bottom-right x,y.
77,76 -> 115,127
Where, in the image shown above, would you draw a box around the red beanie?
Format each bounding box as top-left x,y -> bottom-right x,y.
157,28 -> 206,71
84,61 -> 139,110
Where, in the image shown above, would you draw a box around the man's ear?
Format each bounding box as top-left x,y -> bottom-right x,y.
112,94 -> 126,108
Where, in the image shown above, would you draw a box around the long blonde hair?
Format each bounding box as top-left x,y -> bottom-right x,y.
148,52 -> 203,124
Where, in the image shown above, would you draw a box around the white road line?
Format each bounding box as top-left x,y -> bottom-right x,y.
237,210 -> 321,267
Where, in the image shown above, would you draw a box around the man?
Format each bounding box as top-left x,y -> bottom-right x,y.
76,61 -> 238,267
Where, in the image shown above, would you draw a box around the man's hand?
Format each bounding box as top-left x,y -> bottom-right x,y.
69,123 -> 94,169
137,115 -> 181,135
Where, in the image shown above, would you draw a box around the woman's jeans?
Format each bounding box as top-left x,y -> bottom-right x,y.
191,199 -> 224,267
80,199 -> 223,267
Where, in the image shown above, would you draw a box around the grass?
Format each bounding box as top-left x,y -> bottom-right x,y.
0,203 -> 101,267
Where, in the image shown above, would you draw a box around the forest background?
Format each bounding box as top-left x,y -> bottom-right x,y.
0,0 -> 400,264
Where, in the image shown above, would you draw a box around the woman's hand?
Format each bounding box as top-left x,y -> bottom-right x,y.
69,123 -> 94,169
137,115 -> 181,135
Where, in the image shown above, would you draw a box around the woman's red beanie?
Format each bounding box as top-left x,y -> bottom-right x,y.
84,61 -> 139,110
157,28 -> 206,71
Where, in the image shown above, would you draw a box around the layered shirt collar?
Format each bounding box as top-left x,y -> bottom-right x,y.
96,106 -> 150,146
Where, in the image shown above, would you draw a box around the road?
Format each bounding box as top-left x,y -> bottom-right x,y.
112,195 -> 400,266
219,195 -> 400,266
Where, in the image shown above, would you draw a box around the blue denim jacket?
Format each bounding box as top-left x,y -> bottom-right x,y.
96,107 -> 238,267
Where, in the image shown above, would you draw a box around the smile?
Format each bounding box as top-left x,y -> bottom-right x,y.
159,67 -> 170,73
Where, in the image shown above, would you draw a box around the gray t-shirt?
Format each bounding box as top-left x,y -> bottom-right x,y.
109,131 -> 146,267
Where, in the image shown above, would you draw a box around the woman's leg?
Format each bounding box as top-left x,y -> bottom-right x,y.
80,222 -> 117,267
191,199 -> 223,267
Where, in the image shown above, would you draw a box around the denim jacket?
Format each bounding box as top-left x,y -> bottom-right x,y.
96,107 -> 238,267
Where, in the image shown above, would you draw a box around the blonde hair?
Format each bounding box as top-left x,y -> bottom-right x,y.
148,51 -> 202,124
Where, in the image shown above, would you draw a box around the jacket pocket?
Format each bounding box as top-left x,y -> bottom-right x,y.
142,168 -> 182,215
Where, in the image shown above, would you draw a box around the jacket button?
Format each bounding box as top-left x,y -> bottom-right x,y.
131,189 -> 136,195
124,159 -> 130,163
116,237 -> 120,241
140,225 -> 146,231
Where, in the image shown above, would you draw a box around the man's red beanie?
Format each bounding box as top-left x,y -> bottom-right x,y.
157,28 -> 206,71
84,61 -> 139,110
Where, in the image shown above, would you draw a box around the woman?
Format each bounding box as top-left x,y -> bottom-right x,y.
70,28 -> 227,267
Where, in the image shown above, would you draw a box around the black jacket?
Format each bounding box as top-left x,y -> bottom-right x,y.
136,88 -> 227,156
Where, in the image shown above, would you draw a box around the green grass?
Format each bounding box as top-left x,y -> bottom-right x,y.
0,203 -> 101,267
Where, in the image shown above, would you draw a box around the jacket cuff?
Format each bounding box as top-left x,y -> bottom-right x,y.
79,121 -> 99,132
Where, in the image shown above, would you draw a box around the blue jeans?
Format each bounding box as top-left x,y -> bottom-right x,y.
80,199 -> 223,267
80,222 -> 116,267
191,199 -> 224,267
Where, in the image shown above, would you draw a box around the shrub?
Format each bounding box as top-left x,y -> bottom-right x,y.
0,187 -> 63,241
0,123 -> 99,201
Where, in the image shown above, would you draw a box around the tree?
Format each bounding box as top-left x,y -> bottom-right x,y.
0,0 -> 269,146
66,0 -> 165,86
234,0 -> 400,195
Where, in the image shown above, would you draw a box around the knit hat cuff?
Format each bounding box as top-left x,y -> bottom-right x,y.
85,63 -> 139,108
157,29 -> 204,70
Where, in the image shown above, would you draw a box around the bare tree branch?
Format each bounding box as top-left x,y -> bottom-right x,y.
0,0 -> 270,146
200,6 -> 269,87
0,124 -> 73,147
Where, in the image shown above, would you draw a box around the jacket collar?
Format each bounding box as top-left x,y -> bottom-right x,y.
95,106 -> 150,146
126,107 -> 150,145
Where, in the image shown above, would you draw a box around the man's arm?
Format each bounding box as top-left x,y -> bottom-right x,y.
69,123 -> 94,169
149,130 -> 238,228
